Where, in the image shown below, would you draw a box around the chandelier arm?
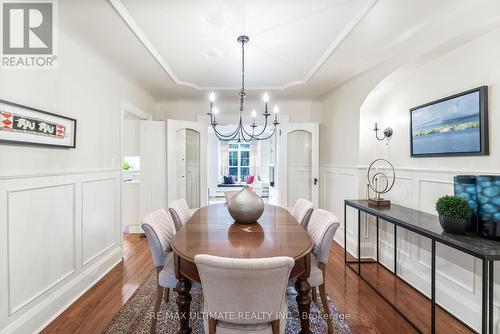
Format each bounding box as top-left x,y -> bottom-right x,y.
255,125 -> 277,141
212,122 -> 241,138
248,114 -> 270,138
212,125 -> 240,141
241,114 -> 271,140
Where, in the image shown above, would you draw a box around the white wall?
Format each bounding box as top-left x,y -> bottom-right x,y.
320,26 -> 500,333
154,98 -> 322,124
360,28 -> 500,171
0,28 -> 154,333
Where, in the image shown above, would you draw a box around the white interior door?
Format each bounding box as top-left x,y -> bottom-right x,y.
283,123 -> 319,209
139,121 -> 167,224
167,120 -> 207,208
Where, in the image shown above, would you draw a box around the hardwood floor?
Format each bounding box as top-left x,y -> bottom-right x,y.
42,235 -> 473,334
41,235 -> 153,334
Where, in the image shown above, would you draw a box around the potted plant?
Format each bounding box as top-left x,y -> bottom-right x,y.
435,195 -> 471,234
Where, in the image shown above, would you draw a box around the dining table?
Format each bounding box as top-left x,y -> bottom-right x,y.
170,203 -> 314,334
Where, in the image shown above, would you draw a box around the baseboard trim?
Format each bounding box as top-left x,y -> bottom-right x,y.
0,247 -> 123,334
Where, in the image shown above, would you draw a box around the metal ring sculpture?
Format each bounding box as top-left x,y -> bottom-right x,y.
367,159 -> 395,198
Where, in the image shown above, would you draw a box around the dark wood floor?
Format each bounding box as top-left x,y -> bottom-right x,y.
42,235 -> 473,334
41,235 -> 152,334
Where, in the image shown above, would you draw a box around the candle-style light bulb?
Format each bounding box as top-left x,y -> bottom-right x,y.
273,105 -> 279,124
213,107 -> 219,115
251,109 -> 257,118
209,92 -> 216,103
263,92 -> 270,115
263,92 -> 269,103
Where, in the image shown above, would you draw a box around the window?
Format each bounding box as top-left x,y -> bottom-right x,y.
228,142 -> 250,182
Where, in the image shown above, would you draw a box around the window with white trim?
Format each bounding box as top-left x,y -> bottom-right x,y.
228,142 -> 250,182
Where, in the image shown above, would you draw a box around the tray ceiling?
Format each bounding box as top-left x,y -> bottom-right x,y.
115,0 -> 376,90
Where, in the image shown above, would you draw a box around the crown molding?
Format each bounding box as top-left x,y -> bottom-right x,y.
108,0 -> 377,91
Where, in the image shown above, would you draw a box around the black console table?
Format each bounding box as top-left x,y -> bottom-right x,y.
344,200 -> 500,334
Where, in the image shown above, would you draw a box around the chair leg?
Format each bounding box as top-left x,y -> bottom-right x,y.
163,287 -> 170,303
271,319 -> 280,334
151,285 -> 164,334
311,286 -> 318,302
208,317 -> 217,334
319,283 -> 333,334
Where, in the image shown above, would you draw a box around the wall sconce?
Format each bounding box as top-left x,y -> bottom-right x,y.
373,122 -> 393,141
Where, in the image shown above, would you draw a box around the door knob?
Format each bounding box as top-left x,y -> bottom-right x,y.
314,177 -> 318,185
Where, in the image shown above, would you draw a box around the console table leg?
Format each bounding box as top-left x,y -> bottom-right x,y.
376,217 -> 379,264
295,276 -> 312,334
482,259 -> 488,334
489,261 -> 494,334
344,202 -> 347,264
431,240 -> 436,334
357,210 -> 361,275
176,275 -> 192,334
394,224 -> 397,276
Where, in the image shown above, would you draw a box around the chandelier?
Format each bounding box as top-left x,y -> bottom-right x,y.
206,35 -> 279,142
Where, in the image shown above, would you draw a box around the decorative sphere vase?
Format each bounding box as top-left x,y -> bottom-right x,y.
227,187 -> 264,224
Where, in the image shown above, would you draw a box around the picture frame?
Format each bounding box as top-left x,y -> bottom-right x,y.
0,99 -> 76,148
410,86 -> 488,157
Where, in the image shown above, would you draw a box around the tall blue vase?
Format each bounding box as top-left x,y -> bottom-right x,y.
454,175 -> 478,233
477,175 -> 500,240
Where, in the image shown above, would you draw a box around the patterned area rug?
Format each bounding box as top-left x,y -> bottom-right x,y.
104,270 -> 351,333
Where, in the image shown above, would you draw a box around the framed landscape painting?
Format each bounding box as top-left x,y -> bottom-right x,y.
410,86 -> 488,157
0,99 -> 76,148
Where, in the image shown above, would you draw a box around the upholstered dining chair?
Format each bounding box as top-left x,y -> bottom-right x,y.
291,199 -> 314,229
305,208 -> 340,334
194,254 -> 294,334
142,209 -> 200,333
168,198 -> 198,232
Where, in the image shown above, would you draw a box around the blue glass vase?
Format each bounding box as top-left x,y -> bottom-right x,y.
477,175 -> 500,240
453,175 -> 478,233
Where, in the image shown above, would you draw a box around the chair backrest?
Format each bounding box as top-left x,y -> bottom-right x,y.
292,199 -> 314,228
307,209 -> 340,264
141,209 -> 176,267
194,255 -> 294,325
169,198 -> 191,231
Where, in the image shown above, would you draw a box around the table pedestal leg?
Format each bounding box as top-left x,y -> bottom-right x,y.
176,274 -> 192,334
295,275 -> 312,334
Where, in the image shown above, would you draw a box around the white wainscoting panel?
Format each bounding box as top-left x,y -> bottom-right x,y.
7,184 -> 76,315
82,178 -> 117,266
0,170 -> 122,334
320,165 -> 499,333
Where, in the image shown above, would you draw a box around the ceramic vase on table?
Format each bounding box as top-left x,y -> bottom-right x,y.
227,187 -> 264,224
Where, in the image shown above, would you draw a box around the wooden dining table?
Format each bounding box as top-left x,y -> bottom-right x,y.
171,203 -> 314,334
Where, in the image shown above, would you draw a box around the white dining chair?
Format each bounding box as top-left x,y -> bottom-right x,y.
305,208 -> 340,334
292,199 -> 314,229
168,198 -> 198,232
142,209 -> 200,333
194,254 -> 294,334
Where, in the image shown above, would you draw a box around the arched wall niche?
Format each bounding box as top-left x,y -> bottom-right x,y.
358,25 -> 500,172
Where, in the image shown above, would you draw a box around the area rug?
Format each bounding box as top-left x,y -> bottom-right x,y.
104,270 -> 351,333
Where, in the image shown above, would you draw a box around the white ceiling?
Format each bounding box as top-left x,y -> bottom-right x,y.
60,0 -> 498,101
116,0 -> 375,90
